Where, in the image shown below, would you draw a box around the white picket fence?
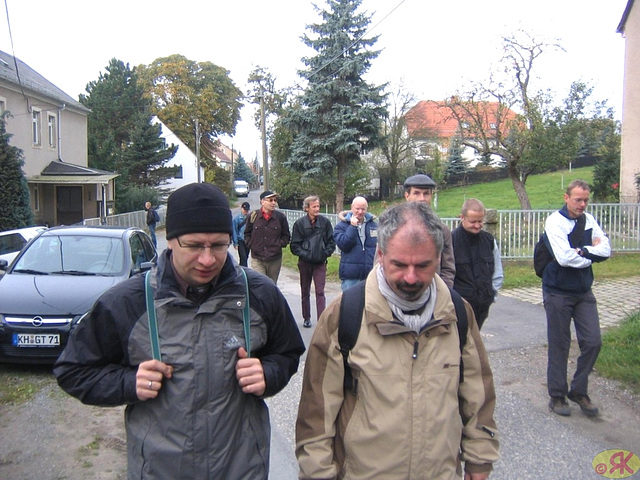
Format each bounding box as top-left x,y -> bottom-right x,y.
85,203 -> 640,259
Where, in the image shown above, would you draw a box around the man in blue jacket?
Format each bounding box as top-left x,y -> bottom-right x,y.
543,179 -> 610,418
333,196 -> 377,291
54,182 -> 305,479
232,201 -> 250,267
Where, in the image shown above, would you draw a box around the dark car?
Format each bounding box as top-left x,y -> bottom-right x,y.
0,226 -> 157,364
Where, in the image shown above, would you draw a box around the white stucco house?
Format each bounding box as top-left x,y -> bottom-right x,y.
1,50 -> 118,226
152,116 -> 203,194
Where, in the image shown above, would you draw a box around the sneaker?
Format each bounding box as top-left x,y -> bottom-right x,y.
549,397 -> 571,416
568,392 -> 599,417
303,318 -> 311,328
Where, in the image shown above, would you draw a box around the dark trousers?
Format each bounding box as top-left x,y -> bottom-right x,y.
471,302 -> 492,330
298,260 -> 327,321
237,240 -> 249,267
543,289 -> 602,398
148,223 -> 157,247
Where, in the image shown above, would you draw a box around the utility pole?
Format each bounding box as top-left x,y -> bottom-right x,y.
230,143 -> 235,193
259,85 -> 269,191
195,119 -> 201,183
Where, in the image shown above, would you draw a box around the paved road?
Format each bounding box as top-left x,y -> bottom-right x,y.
156,196 -> 640,479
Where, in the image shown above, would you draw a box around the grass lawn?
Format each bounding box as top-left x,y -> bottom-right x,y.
596,312 -> 640,394
367,165 -> 595,218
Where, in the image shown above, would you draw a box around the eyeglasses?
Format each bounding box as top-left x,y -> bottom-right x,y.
176,237 -> 230,255
263,198 -> 277,202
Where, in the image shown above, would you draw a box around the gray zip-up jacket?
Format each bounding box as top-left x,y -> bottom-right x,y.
54,250 -> 305,479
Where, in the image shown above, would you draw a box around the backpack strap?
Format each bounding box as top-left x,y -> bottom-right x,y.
144,268 -> 252,361
145,270 -> 162,361
338,280 -> 366,396
337,280 -> 470,395
448,287 -> 468,383
240,268 -> 251,357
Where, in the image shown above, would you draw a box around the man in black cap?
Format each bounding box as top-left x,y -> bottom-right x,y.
54,182 -> 305,480
244,190 -> 291,283
403,174 -> 456,287
232,201 -> 251,267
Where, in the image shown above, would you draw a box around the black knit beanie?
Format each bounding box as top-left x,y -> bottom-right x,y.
165,183 -> 232,239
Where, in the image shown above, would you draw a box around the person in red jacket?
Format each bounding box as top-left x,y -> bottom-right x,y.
244,191 -> 291,284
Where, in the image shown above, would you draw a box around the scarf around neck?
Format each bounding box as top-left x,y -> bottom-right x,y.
376,266 -> 437,333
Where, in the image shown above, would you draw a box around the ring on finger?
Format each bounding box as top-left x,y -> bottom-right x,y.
148,380 -> 153,389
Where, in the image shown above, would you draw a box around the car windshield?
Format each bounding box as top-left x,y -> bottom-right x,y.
12,234 -> 125,275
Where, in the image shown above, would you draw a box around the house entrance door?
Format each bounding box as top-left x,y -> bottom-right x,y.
56,186 -> 83,225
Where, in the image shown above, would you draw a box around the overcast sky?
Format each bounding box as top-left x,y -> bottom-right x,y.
2,0 -> 629,161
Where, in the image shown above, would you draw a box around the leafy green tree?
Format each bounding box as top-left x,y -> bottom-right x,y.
81,59 -> 150,173
270,113 -> 306,201
374,84 -> 416,200
590,117 -> 621,202
447,32 -> 560,209
120,120 -> 179,190
247,66 -> 288,137
448,32 -> 617,210
271,111 -> 370,210
234,153 -> 256,184
0,113 -> 33,230
204,165 -> 231,193
81,59 -> 179,211
247,66 -> 289,191
138,55 -> 243,152
285,0 -> 387,211
116,185 -> 160,214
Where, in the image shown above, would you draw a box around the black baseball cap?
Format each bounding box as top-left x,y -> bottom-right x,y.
241,202 -> 250,210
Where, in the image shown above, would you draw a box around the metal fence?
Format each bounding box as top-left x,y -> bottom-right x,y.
83,206 -> 167,229
86,203 -> 640,260
495,204 -> 640,258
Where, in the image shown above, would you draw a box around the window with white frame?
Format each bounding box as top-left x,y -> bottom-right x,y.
32,110 -> 41,145
48,114 -> 57,148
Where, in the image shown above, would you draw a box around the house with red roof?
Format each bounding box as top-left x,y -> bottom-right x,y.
405,99 -> 517,168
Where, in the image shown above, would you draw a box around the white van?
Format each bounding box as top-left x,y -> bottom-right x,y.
233,180 -> 249,197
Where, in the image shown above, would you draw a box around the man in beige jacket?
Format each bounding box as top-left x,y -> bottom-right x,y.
296,202 -> 499,479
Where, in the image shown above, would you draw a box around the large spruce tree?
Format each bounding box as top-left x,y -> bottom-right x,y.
285,0 -> 386,211
0,113 -> 33,230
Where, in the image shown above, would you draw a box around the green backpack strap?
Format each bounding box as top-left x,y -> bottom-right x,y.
145,268 -> 252,360
240,268 -> 251,357
145,270 -> 162,361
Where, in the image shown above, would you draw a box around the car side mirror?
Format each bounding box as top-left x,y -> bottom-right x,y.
140,261 -> 154,272
0,259 -> 7,272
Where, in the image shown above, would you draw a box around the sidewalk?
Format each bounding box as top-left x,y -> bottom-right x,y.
500,276 -> 640,328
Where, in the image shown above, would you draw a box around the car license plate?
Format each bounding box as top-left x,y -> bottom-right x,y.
13,334 -> 60,347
